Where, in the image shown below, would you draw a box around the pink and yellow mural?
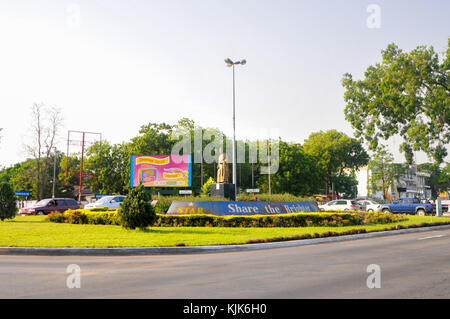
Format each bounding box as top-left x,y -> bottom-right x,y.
130,155 -> 192,187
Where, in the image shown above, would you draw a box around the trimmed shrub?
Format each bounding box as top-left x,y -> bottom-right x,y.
47,211 -> 67,223
66,211 -> 88,224
201,177 -> 216,196
46,210 -> 409,229
0,182 -> 17,221
119,184 -> 156,229
236,193 -> 312,202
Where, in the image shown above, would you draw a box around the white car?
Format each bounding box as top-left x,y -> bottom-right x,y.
319,200 -> 362,211
84,195 -> 126,209
358,200 -> 382,212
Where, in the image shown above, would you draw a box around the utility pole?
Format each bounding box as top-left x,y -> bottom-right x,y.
65,130 -> 102,203
52,147 -> 57,199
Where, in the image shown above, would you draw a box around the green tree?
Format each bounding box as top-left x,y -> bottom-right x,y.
118,183 -> 156,229
259,141 -> 322,196
0,182 -> 17,221
303,130 -> 369,195
367,146 -> 397,200
343,39 -> 450,164
331,174 -> 359,199
84,141 -> 126,195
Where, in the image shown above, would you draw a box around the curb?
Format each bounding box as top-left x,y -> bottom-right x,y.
1,224 -> 450,256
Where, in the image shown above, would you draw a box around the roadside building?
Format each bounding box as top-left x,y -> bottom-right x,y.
356,164 -> 431,200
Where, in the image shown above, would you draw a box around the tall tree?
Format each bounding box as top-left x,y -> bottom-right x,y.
259,141 -> 322,196
367,146 -> 397,200
342,39 -> 450,164
303,129 -> 369,195
84,141 -> 127,195
23,103 -> 63,200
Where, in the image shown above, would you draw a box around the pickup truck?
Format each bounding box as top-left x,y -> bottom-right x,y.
380,198 -> 448,215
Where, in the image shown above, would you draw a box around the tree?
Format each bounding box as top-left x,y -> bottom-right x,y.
23,103 -> 63,200
418,162 -> 450,198
259,141 -> 322,196
84,141 -> 125,195
118,183 -> 156,229
0,182 -> 17,221
303,130 -> 369,195
342,39 -> 450,164
367,146 -> 397,200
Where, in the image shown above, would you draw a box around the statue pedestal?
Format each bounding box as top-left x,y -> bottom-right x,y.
211,183 -> 235,201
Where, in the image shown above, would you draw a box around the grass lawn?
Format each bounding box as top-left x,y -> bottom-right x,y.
0,215 -> 449,248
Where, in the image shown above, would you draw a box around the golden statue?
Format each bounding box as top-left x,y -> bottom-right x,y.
217,149 -> 229,184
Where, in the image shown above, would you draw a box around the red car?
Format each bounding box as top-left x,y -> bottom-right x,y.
19,198 -> 80,216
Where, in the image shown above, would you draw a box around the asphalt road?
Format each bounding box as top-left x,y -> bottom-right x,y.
1,229 -> 450,299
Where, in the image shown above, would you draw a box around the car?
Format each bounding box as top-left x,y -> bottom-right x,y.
380,198 -> 449,215
18,198 -> 80,216
318,199 -> 362,211
357,200 -> 382,212
84,195 -> 126,209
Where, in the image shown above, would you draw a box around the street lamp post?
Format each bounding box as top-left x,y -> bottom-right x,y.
225,58 -> 246,200
52,148 -> 57,199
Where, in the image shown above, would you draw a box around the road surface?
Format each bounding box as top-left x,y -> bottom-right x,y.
1,228 -> 450,298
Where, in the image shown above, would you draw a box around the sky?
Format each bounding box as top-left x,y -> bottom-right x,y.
0,0 -> 449,168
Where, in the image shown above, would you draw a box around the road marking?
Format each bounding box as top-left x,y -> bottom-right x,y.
417,235 -> 444,240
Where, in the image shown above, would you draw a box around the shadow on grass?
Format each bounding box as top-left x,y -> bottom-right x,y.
135,227 -> 243,235
3,218 -> 46,224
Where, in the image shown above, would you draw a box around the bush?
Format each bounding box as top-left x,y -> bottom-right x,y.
0,182 -> 17,221
66,211 -> 88,224
236,193 -> 312,202
154,212 -> 365,228
201,177 -> 216,196
119,183 -> 156,229
47,211 -> 67,223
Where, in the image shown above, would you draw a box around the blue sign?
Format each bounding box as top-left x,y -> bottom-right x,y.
15,191 -> 30,197
95,194 -> 110,199
166,201 -> 319,216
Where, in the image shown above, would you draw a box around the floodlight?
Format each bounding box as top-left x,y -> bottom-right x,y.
224,58 -> 233,67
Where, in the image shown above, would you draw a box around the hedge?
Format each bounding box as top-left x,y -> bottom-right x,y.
46,210 -> 406,227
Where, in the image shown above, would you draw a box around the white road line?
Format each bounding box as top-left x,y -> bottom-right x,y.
417,235 -> 444,240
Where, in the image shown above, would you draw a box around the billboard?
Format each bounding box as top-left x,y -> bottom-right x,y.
130,155 -> 192,187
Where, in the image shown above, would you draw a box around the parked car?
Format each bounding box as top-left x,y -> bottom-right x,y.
18,198 -> 80,216
84,195 -> 126,209
318,200 -> 362,211
380,198 -> 449,215
357,200 -> 382,212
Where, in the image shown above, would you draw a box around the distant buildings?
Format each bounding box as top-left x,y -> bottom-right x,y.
356,164 -> 432,200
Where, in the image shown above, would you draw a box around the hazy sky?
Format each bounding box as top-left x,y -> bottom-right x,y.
0,0 -> 449,167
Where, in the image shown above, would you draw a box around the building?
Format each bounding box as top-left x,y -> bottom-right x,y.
356,164 -> 431,200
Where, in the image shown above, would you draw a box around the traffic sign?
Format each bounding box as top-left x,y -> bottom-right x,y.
15,191 -> 30,197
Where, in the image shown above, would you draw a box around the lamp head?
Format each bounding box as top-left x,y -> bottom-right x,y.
224,58 -> 233,67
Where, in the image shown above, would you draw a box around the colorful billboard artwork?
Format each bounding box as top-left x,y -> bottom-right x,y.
130,155 -> 192,187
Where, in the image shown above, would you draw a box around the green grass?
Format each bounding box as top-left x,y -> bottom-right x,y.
0,215 -> 449,248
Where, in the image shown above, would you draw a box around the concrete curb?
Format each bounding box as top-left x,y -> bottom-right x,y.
1,224 -> 450,256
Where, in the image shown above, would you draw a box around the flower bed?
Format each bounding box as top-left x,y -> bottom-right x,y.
46,209 -> 406,227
